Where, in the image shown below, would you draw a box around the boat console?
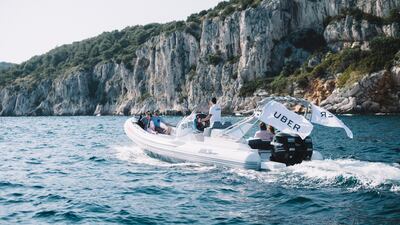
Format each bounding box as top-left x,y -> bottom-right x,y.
193,113 -> 232,137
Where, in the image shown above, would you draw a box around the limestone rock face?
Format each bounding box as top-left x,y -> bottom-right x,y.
1,0 -> 400,116
320,70 -> 400,113
324,16 -> 400,51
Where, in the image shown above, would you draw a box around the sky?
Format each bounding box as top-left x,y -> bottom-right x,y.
0,0 -> 223,64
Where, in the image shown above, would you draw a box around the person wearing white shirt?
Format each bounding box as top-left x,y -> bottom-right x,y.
201,97 -> 221,127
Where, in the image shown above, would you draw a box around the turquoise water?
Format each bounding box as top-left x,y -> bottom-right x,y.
0,116 -> 399,224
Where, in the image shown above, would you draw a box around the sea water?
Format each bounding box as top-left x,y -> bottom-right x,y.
0,116 -> 399,224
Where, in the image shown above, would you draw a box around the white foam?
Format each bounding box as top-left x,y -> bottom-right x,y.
114,144 -> 171,167
228,167 -> 282,184
230,159 -> 400,192
113,145 -> 215,172
288,159 -> 400,188
114,145 -> 400,192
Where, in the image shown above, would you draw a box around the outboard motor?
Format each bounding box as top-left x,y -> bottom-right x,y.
271,133 -> 313,166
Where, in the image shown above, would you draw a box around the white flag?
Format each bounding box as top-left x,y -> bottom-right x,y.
311,103 -> 353,139
259,101 -> 313,139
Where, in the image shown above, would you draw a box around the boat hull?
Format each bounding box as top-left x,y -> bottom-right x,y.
124,118 -> 262,170
124,118 -> 323,170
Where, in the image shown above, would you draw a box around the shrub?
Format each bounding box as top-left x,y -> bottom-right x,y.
270,75 -> 288,93
295,73 -> 310,89
207,53 -> 223,65
324,8 -> 400,26
346,8 -> 383,25
207,10 -> 219,18
186,13 -> 201,24
329,48 -> 364,72
239,0 -> 255,9
337,69 -> 363,88
162,21 -> 186,35
358,37 -> 400,73
198,10 -> 208,17
238,79 -> 259,97
227,55 -> 240,64
187,65 -> 196,81
251,0 -> 262,8
238,77 -> 273,97
314,37 -> 400,87
280,64 -> 296,77
0,24 -> 162,86
386,9 -> 400,24
0,62 -> 14,71
222,5 -> 236,17
184,22 -> 201,41
311,65 -> 326,78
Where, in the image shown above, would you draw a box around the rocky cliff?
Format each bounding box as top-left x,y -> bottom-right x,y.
0,62 -> 14,71
1,0 -> 400,116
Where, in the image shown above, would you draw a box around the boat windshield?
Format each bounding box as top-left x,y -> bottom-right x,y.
175,112 -> 197,137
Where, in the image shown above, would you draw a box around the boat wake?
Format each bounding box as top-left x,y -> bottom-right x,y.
232,159 -> 400,193
114,144 -> 170,167
114,145 -> 400,192
113,145 -> 216,172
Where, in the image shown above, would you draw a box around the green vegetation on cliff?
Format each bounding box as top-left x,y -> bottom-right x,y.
0,23 -> 188,87
0,0 -> 262,88
276,36 -> 400,92
0,62 -> 14,71
324,8 -> 400,26
239,36 -> 400,96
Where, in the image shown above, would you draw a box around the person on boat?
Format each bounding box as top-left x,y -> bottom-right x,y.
151,110 -> 171,134
267,125 -> 275,136
137,114 -> 145,129
140,111 -> 152,131
254,122 -> 274,141
200,97 -> 221,127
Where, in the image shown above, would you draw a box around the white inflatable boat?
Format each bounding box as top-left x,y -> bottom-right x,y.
124,96 -> 353,170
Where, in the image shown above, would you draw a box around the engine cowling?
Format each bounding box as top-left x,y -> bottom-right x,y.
271,133 -> 313,166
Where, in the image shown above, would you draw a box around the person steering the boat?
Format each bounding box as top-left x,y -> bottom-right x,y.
200,97 -> 221,127
254,122 -> 275,141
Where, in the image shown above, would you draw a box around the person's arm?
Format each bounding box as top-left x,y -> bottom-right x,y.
201,106 -> 214,122
201,114 -> 211,122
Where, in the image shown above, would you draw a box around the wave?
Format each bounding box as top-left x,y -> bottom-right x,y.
231,159 -> 400,193
289,159 -> 400,188
113,145 -> 216,172
114,145 -> 400,192
114,145 -> 170,167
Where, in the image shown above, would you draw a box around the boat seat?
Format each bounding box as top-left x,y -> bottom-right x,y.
203,121 -> 232,137
212,121 -> 232,129
211,121 -> 223,129
223,121 -> 232,128
248,139 -> 273,150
